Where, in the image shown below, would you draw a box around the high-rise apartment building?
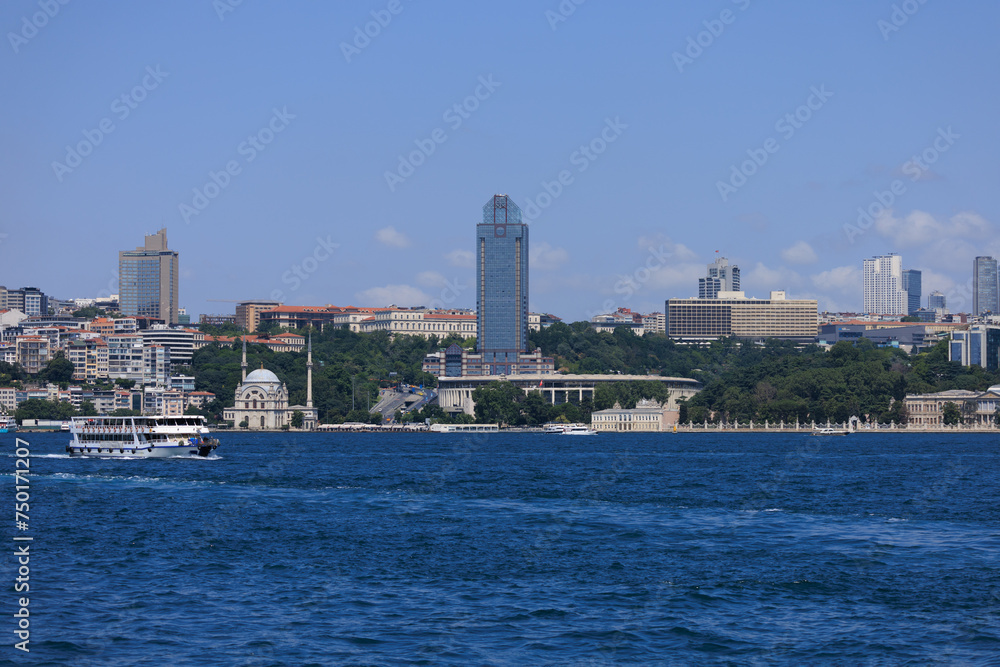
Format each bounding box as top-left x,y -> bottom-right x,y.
901,269 -> 922,316
119,228 -> 179,325
477,194 -> 529,374
699,256 -> 740,299
863,254 -> 906,315
973,256 -> 999,316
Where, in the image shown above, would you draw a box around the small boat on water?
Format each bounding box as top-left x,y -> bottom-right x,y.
0,416 -> 16,433
561,425 -> 598,436
66,415 -> 220,458
812,427 -> 850,436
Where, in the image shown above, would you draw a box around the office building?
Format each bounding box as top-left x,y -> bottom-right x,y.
236,300 -> 282,332
902,269 -> 921,316
665,291 -> 818,343
699,257 -> 740,299
119,228 -> 180,325
928,291 -> 946,311
863,254 -> 906,315
973,256 -> 999,316
949,325 -> 1000,370
1,287 -> 48,317
477,194 -> 530,374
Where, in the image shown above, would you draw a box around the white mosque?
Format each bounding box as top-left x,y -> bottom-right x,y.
223,336 -> 318,430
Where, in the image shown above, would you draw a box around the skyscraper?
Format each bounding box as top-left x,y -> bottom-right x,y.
119,228 -> 180,325
902,269 -> 922,316
928,291 -> 946,311
973,256 -> 999,316
863,254 -> 906,315
476,194 -> 529,375
698,256 -> 740,299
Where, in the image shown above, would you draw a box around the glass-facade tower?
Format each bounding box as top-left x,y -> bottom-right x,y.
973,256 -> 999,316
476,195 -> 529,374
119,228 -> 180,325
902,269 -> 921,316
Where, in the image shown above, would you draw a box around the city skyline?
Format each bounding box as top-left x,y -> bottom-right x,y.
1,2 -> 998,321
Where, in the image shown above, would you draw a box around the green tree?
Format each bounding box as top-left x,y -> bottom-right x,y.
291,410 -> 304,428
472,381 -> 525,425
78,400 -> 97,416
71,306 -> 106,319
239,417 -> 250,429
39,354 -> 74,383
15,399 -> 77,422
941,402 -> 962,426
110,409 -> 141,417
115,378 -> 135,389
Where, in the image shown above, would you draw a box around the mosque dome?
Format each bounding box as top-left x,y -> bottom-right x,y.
244,368 -> 281,384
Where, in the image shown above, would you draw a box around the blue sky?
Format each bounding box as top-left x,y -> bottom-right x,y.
2,0 -> 998,320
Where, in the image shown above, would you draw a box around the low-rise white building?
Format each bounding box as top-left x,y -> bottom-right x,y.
591,398 -> 679,432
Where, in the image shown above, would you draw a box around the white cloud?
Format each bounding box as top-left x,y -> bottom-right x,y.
445,249 -> 474,268
529,242 -> 569,270
374,226 -> 410,248
636,234 -> 698,261
811,264 -> 862,292
780,240 -> 818,265
873,210 -> 990,248
416,271 -> 447,288
742,262 -> 802,297
355,284 -> 430,307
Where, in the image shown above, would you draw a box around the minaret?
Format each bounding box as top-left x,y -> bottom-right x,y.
306,333 -> 313,409
241,336 -> 247,381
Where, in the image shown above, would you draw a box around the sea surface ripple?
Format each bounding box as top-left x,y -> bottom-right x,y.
3,431 -> 999,665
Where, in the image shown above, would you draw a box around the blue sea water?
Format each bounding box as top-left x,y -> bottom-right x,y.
2,431 -> 999,666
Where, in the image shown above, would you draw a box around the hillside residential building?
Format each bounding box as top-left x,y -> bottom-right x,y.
15,336 -> 51,374
139,326 -> 201,365
106,334 -> 145,381
68,339 -> 110,382
236,300 -> 282,332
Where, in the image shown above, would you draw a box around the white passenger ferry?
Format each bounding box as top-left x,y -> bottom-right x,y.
67,415 -> 220,458
0,416 -> 16,433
